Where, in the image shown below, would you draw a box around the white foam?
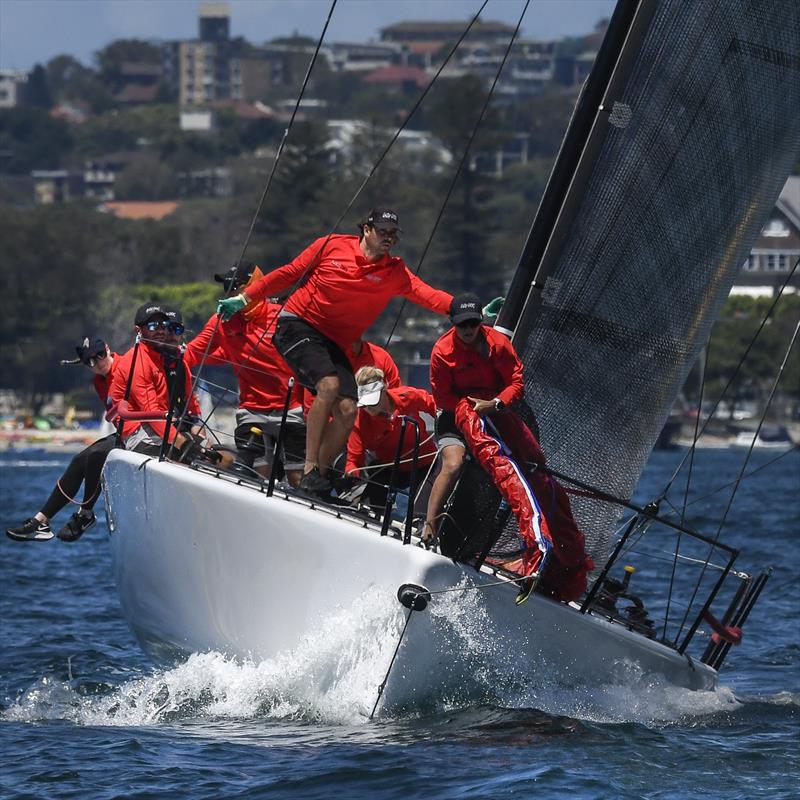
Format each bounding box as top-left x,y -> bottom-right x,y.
3,586 -> 405,727
2,582 -> 744,729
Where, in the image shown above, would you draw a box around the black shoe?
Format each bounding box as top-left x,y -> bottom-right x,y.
6,517 -> 54,542
298,467 -> 333,499
57,510 -> 96,542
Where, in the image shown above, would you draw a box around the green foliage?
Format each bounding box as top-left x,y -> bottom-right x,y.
685,295 -> 800,412
0,107 -> 73,173
94,39 -> 163,93
26,64 -> 53,109
46,54 -> 112,112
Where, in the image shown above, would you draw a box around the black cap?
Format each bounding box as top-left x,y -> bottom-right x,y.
365,208 -> 401,231
163,304 -> 184,325
214,261 -> 257,294
135,302 -> 169,325
450,293 -> 483,325
66,336 -> 107,366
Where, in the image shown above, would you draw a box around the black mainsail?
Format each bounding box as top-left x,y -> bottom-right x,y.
458,0 -> 800,567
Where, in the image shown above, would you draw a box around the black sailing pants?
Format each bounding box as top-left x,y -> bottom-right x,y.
40,434 -> 117,520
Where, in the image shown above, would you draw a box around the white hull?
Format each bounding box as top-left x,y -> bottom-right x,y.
102,449 -> 718,714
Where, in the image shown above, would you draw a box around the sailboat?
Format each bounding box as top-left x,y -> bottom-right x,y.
102,0 -> 800,715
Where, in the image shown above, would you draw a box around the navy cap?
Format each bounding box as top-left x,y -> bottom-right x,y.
66,336 -> 107,366
214,261 -> 258,294
449,293 -> 483,325
365,208 -> 401,231
134,302 -> 169,325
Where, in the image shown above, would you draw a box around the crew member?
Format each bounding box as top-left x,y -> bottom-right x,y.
6,338 -> 119,543
109,303 -> 203,457
186,263 -> 305,485
217,208 -> 453,498
427,293 -> 592,603
346,366 -> 437,513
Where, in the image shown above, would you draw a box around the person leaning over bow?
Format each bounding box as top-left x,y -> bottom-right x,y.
345,366 -> 438,514
426,293 -> 592,603
109,303 -> 204,457
6,338 -> 120,543
217,208 -> 453,499
185,262 -> 306,486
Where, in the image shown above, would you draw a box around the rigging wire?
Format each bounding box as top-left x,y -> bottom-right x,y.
662,339 -> 709,638
184,2 -> 491,439
675,318 -> 800,641
658,256 -> 799,501
172,0 -> 339,447
383,0 -> 532,349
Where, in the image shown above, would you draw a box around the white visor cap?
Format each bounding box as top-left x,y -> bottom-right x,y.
357,380 -> 385,407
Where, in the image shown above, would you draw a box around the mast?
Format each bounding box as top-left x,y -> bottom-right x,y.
495,0 -> 654,341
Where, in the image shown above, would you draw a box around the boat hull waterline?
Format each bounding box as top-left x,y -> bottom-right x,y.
102,449 -> 717,715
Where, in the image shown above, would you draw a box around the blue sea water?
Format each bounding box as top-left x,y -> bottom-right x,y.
0,446 -> 798,800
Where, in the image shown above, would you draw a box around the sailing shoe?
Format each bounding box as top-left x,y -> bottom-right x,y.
57,510 -> 96,542
297,467 -> 333,500
515,574 -> 539,606
6,518 -> 54,542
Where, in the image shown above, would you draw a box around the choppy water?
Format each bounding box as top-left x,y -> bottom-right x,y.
1,447 -> 798,799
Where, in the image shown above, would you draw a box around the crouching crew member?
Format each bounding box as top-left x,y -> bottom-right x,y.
186,263 -> 305,486
7,338 -> 119,543
346,367 -> 438,513
109,303 -> 203,458
427,293 -> 592,603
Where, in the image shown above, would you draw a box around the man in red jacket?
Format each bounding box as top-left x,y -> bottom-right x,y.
186,262 -> 305,485
346,366 -> 437,513
109,303 -> 203,457
217,208 -> 452,498
427,293 -> 592,603
7,337 -> 120,543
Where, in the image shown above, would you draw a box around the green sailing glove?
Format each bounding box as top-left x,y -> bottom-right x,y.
482,296 -> 505,319
217,294 -> 247,320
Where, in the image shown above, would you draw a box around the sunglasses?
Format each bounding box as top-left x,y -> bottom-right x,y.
372,226 -> 399,240
145,320 -> 185,334
83,352 -> 107,367
455,319 -> 481,329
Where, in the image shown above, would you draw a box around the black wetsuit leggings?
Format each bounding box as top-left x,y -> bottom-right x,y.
40,434 -> 117,520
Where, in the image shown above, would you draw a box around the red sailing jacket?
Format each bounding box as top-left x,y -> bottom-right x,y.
430,325 -> 525,412
350,340 -> 401,388
242,235 -> 453,350
301,340 -> 402,416
109,343 -> 201,442
92,353 -> 119,405
346,386 -> 437,477
185,303 -> 300,411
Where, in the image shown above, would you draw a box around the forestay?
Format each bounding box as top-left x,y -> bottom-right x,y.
509,0 -> 800,564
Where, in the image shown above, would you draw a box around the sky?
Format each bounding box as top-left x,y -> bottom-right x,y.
0,0 -> 617,71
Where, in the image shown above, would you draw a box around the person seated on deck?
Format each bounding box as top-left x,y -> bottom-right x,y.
345,366 -> 438,514
185,262 -> 305,487
109,303 -> 208,460
6,338 -> 120,543
216,207 -> 453,500
426,293 -> 592,604
299,337 -> 402,486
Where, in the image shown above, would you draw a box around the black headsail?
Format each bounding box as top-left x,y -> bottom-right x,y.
489,0 -> 800,565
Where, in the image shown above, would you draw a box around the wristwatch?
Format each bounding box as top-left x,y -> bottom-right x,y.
494,398 -> 505,411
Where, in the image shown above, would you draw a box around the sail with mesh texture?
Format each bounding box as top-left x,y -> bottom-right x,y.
507,0 -> 800,565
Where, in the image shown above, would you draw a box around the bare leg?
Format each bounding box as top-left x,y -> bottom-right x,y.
318,396 -> 357,475
285,469 -> 303,488
424,444 -> 465,543
304,374 -> 340,474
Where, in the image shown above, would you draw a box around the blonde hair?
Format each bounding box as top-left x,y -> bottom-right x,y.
355,366 -> 385,386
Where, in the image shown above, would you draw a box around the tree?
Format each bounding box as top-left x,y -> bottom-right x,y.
25,64 -> 52,109
94,39 -> 163,94
46,54 -> 112,112
0,107 -> 72,173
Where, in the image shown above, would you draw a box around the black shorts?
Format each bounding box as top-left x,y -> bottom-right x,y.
273,316 -> 357,400
435,410 -> 467,449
